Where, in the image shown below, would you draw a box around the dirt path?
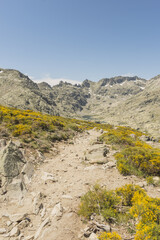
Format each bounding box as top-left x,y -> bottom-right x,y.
0,129 -> 160,240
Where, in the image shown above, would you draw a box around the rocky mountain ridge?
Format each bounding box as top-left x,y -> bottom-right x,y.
0,68 -> 160,138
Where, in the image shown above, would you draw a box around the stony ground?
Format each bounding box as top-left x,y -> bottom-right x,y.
0,129 -> 160,240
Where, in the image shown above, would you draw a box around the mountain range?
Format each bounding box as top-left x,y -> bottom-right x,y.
0,68 -> 160,138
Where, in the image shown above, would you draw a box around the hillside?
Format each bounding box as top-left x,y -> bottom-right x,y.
92,75 -> 160,138
0,68 -> 59,115
0,106 -> 160,239
0,68 -> 160,138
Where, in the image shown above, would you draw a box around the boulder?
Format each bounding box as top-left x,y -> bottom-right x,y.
0,141 -> 26,181
85,145 -> 108,164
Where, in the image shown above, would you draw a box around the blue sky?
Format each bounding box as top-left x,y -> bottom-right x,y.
0,0 -> 160,85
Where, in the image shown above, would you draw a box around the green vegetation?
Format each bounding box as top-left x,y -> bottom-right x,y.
79,184 -> 160,240
98,232 -> 122,240
99,126 -> 142,147
100,126 -> 160,177
78,184 -> 120,222
0,105 -> 112,152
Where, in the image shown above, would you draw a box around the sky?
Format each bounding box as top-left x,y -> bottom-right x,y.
0,0 -> 160,85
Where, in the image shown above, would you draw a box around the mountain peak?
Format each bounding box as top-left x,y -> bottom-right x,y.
98,76 -> 146,87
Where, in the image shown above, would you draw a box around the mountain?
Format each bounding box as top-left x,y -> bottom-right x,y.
0,68 -> 160,138
0,68 -> 59,115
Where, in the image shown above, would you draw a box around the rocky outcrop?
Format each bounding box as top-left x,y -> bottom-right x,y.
0,68 -> 58,115
0,141 -> 26,180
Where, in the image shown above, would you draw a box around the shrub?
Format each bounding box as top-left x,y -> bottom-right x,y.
115,146 -> 160,176
98,232 -> 122,240
99,126 -> 142,148
79,184 -> 160,240
116,184 -> 146,206
0,105 -> 113,151
78,184 -> 120,221
12,124 -> 32,136
146,176 -> 154,185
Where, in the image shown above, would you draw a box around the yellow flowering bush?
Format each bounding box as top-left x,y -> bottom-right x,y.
78,184 -> 120,221
100,126 -> 142,147
79,184 -> 160,240
98,232 -> 122,240
130,191 -> 160,239
99,123 -> 160,177
0,105 -> 112,151
116,184 -> 146,206
115,146 -> 160,176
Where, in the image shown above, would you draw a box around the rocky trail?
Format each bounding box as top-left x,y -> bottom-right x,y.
0,130 -> 160,240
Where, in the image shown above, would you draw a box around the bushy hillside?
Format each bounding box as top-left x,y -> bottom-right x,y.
0,105 -> 111,152
79,184 -> 160,239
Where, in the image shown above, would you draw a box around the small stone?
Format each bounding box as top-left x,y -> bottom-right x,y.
6,221 -> 12,226
100,129 -> 103,134
51,203 -> 63,220
94,221 -> 111,232
0,228 -> 6,234
137,182 -> 145,188
24,235 -> 34,240
18,233 -> 24,240
84,230 -> 91,238
10,226 -> 20,237
9,213 -> 27,222
17,219 -> 29,230
41,172 -> 56,182
89,233 -> 98,240
34,217 -> 50,239
61,195 -> 73,199
40,207 -> 46,218
33,192 -> 44,215
105,161 -> 116,168
153,176 -> 160,184
0,139 -> 6,148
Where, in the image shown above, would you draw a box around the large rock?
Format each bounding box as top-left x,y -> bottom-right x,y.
84,145 -> 109,164
0,141 -> 26,180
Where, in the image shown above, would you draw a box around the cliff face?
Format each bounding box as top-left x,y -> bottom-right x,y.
0,68 -> 160,138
